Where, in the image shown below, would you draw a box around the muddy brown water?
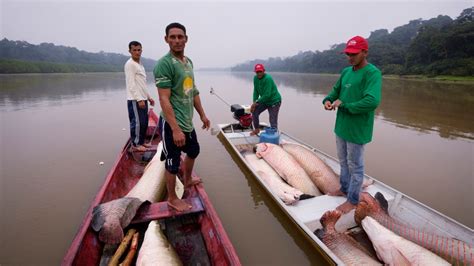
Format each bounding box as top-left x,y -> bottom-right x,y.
1,72 -> 472,265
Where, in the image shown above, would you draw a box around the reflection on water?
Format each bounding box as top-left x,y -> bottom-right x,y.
0,73 -> 126,111
1,72 -> 472,265
231,72 -> 474,140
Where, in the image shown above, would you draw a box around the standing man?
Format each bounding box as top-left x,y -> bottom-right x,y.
323,36 -> 382,213
125,41 -> 155,152
250,63 -> 282,135
154,23 -> 210,211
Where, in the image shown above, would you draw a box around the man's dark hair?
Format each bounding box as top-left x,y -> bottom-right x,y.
165,23 -> 186,36
128,41 -> 141,50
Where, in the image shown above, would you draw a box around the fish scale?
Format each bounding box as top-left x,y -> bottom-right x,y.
362,216 -> 451,265
317,210 -> 382,265
355,193 -> 473,265
281,142 -> 340,194
256,143 -> 321,196
281,142 -> 373,194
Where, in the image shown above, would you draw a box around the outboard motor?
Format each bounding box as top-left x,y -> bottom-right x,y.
230,104 -> 253,128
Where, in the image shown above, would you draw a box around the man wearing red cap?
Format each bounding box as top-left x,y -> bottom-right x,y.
250,63 -> 282,135
322,36 -> 382,213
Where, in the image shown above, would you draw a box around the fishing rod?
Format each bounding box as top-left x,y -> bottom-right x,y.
209,87 -> 231,107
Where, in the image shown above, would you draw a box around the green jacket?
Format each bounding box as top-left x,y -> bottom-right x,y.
253,73 -> 281,106
323,63 -> 382,144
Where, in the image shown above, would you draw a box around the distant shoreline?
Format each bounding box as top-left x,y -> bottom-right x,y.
1,61 -> 473,85
383,74 -> 474,84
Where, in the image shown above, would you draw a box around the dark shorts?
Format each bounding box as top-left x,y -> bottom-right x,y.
159,116 -> 200,174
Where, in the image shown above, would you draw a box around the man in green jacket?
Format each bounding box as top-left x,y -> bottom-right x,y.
323,36 -> 382,213
250,63 -> 282,135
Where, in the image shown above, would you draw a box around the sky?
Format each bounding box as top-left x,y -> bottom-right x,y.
1,0 -> 472,68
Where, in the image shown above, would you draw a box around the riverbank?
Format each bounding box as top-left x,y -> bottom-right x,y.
384,74 -> 474,85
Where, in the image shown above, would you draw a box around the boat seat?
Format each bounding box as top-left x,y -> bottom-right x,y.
287,186 -> 396,232
131,197 -> 204,224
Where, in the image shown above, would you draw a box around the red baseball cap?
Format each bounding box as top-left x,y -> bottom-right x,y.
254,63 -> 265,72
343,36 -> 368,54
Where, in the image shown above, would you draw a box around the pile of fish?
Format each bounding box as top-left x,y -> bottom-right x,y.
250,142 -> 372,205
91,142 -> 184,265
247,141 -> 471,265
316,192 -> 472,265
356,192 -> 473,265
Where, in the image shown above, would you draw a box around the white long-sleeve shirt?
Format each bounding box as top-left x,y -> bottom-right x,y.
124,58 -> 151,101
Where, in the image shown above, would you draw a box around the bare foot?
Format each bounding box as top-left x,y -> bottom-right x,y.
336,200 -> 357,214
250,129 -> 260,136
185,179 -> 202,189
327,189 -> 346,197
168,198 -> 192,212
132,145 -> 147,152
142,142 -> 152,148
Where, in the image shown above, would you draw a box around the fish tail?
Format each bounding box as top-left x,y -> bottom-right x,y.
91,197 -> 144,244
320,210 -> 342,231
299,194 -> 315,200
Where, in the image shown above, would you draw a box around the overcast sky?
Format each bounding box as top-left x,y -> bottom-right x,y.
1,1 -> 471,68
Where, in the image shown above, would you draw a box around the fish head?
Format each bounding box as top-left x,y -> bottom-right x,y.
255,143 -> 270,158
361,216 -> 394,263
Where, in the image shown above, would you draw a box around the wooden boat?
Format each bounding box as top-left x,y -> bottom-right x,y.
218,122 -> 473,265
62,110 -> 240,266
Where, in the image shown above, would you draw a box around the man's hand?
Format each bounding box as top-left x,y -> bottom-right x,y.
250,102 -> 258,113
324,100 -> 334,110
138,100 -> 146,109
148,98 -> 155,106
332,99 -> 342,109
201,115 -> 210,130
172,129 -> 186,147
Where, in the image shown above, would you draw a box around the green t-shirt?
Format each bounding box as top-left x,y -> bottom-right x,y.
323,63 -> 382,144
154,52 -> 199,132
253,73 -> 282,106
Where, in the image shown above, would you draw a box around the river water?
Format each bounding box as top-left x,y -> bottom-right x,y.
0,72 -> 472,265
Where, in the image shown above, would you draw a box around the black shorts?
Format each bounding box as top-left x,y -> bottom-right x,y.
159,116 -> 200,174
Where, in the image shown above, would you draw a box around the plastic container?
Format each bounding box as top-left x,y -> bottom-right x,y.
259,127 -> 280,144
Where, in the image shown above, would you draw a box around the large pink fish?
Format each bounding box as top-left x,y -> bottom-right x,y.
255,143 -> 321,196
355,192 -> 473,265
281,142 -> 373,194
362,216 -> 450,265
244,154 -> 304,205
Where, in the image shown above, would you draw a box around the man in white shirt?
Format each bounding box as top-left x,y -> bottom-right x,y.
125,41 -> 155,152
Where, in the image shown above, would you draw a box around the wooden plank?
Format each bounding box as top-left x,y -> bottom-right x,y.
130,197 -> 204,224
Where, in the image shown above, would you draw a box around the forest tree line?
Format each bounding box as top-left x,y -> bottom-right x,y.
0,8 -> 472,75
0,39 -> 156,74
232,8 -> 473,76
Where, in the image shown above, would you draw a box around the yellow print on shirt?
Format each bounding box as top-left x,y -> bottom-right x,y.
183,76 -> 193,95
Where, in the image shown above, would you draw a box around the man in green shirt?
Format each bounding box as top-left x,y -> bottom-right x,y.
154,22 -> 210,212
323,36 -> 382,213
250,63 -> 282,135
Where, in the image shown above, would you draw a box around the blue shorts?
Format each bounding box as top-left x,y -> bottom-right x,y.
159,116 -> 200,174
